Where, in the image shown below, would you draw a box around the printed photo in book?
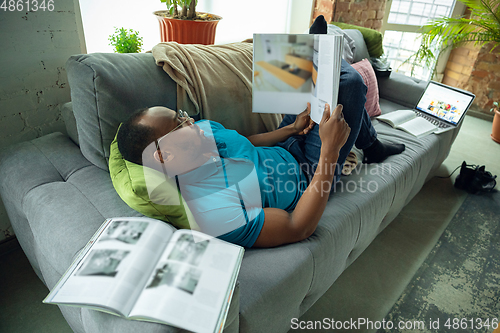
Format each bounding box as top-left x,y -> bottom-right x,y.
252,33 -> 343,124
44,217 -> 244,333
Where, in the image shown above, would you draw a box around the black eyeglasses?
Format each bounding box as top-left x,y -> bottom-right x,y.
155,110 -> 192,163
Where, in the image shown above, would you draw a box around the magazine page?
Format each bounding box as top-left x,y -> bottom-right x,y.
44,217 -> 175,316
309,34 -> 343,124
252,34 -> 316,115
252,33 -> 342,125
130,229 -> 244,333
377,110 -> 417,127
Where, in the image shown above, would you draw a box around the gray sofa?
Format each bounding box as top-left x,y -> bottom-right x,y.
0,30 -> 459,333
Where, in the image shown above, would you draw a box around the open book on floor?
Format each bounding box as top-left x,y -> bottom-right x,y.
252,33 -> 344,124
44,217 -> 244,333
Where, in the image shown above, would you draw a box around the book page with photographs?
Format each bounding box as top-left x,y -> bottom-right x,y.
252,33 -> 342,124
129,229 -> 244,333
44,217 -> 175,316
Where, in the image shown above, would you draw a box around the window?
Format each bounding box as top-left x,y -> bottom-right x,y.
198,0 -> 314,44
387,0 -> 455,25
79,0 -> 314,53
381,0 -> 465,80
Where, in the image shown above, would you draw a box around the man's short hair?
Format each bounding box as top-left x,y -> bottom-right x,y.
117,108 -> 156,165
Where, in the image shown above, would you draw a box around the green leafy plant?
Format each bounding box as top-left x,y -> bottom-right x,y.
403,0 -> 500,78
108,27 -> 144,53
490,101 -> 499,112
161,0 -> 197,19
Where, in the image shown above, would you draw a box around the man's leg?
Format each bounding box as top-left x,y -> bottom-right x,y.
278,61 -> 405,182
303,59 -> 373,182
276,115 -> 313,180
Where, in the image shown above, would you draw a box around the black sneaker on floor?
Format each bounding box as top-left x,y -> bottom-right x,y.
454,161 -> 497,194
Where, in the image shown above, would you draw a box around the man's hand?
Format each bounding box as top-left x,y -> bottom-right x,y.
293,103 -> 315,135
319,104 -> 351,155
253,103 -> 349,248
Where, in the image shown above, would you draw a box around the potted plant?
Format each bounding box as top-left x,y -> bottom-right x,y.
154,0 -> 222,45
403,0 -> 500,78
108,27 -> 144,53
490,102 -> 500,143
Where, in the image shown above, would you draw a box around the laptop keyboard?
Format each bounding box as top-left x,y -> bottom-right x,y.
416,112 -> 451,128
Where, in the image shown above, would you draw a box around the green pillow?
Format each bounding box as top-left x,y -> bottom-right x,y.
109,126 -> 196,230
330,22 -> 384,58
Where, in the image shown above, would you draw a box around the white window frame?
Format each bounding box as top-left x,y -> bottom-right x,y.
380,0 -> 467,80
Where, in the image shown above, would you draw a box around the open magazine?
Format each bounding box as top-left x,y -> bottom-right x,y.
376,110 -> 437,138
252,33 -> 344,124
44,217 -> 244,333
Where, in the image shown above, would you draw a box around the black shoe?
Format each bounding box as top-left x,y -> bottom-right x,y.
454,162 -> 476,192
471,165 -> 497,192
454,161 -> 497,194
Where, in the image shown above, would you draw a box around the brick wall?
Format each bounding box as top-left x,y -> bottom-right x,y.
312,1 -> 498,116
443,43 -> 500,115
313,0 -> 336,23
312,0 -> 386,31
0,0 -> 85,242
442,44 -> 479,89
441,7 -> 499,116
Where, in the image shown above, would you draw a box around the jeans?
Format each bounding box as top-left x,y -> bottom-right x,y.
276,59 -> 377,183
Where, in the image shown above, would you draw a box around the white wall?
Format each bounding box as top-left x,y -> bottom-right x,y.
80,0 -> 314,53
0,0 -> 86,242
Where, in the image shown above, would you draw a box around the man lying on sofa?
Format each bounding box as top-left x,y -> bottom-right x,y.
114,60 -> 405,248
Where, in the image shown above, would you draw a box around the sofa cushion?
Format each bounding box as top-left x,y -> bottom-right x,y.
108,128 -> 193,230
351,59 -> 382,117
66,53 -> 178,171
331,22 -> 384,58
343,29 -> 371,63
378,72 -> 427,108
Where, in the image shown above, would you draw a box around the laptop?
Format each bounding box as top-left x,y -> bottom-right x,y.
412,81 -> 475,134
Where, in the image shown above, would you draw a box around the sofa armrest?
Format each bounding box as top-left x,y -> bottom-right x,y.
377,72 -> 428,108
61,102 -> 79,146
0,133 -> 96,279
66,53 -> 178,171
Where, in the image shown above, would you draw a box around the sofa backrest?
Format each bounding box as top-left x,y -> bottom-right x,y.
66,53 -> 177,171
343,29 -> 371,63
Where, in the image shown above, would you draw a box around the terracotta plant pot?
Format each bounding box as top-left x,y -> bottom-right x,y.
154,10 -> 222,45
492,109 -> 500,144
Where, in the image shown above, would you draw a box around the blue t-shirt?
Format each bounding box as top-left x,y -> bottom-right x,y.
177,121 -> 308,247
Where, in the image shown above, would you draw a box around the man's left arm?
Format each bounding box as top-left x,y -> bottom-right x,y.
246,105 -> 315,147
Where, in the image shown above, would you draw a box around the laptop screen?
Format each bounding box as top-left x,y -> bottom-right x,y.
415,81 -> 475,125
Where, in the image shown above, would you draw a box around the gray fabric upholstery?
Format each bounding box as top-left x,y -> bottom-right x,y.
61,101 -> 79,146
66,53 -> 178,171
378,72 -> 427,108
344,29 -> 371,63
0,35 -> 459,333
